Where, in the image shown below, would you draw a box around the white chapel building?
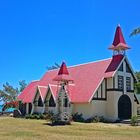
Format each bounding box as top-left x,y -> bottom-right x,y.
18,25 -> 139,121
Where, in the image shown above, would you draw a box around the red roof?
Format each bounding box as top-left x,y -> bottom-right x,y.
17,81 -> 39,103
109,25 -> 130,50
105,54 -> 124,78
18,55 -> 124,103
38,86 -> 48,102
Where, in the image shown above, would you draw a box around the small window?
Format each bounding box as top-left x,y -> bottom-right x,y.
49,95 -> 56,107
126,77 -> 131,91
38,96 -> 43,107
118,76 -> 124,90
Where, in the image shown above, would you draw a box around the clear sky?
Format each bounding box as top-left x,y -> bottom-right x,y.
0,0 -> 140,88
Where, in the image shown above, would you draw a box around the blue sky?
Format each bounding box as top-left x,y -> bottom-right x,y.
0,0 -> 140,89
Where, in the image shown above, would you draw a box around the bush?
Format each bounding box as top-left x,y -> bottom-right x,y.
50,113 -> 60,124
85,116 -> 105,123
93,116 -> 102,123
39,114 -> 45,119
72,114 -> 106,123
25,114 -> 47,120
131,115 -> 139,126
25,114 -> 30,119
72,113 -> 85,122
48,113 -> 71,125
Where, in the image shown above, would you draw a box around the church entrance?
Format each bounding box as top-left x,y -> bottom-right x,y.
118,95 -> 131,119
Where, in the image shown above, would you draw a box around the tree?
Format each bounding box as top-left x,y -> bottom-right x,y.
0,81 -> 27,103
19,80 -> 27,92
130,27 -> 140,37
0,82 -> 19,103
47,63 -> 60,70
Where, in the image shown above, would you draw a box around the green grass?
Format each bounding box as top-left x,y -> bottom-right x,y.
0,117 -> 140,140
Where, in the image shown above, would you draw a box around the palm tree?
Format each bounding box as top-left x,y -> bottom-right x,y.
130,27 -> 140,36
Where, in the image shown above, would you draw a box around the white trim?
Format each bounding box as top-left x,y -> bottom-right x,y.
48,84 -> 57,101
112,56 -> 125,77
49,84 -> 58,87
38,85 -> 48,88
88,78 -> 104,102
31,103 -> 34,114
31,80 -> 39,82
38,86 -> 48,102
49,83 -> 75,87
124,56 -> 137,81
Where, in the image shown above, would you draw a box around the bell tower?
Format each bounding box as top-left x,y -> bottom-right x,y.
53,62 -> 73,123
109,25 -> 130,56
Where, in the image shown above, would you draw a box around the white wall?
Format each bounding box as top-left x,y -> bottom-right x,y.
34,106 -> 44,114
73,101 -> 106,119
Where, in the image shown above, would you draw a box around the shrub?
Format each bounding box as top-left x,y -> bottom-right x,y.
85,117 -> 94,123
131,115 -> 139,126
50,114 -> 60,124
85,116 -> 105,123
72,113 -> 105,123
39,114 -> 45,119
25,114 -> 31,119
72,113 -> 85,122
31,114 -> 36,119
93,116 -> 101,123
25,114 -> 46,120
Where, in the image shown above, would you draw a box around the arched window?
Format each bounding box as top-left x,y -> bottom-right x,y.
38,96 -> 43,107
49,95 -> 56,107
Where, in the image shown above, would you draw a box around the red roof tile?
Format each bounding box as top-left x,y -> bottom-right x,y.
18,81 -> 39,103
18,55 -> 123,103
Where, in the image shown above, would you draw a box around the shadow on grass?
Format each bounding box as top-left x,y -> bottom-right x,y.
43,122 -> 71,126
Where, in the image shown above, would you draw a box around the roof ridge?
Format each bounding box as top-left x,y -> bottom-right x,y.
69,57 -> 112,68
38,85 -> 48,88
31,80 -> 39,83
49,84 -> 58,87
47,57 -> 112,73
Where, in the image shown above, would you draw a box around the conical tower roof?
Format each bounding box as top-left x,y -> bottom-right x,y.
58,62 -> 69,75
109,25 -> 130,50
53,62 -> 73,82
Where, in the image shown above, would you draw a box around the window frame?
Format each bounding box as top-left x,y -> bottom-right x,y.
118,75 -> 124,90
126,77 -> 131,91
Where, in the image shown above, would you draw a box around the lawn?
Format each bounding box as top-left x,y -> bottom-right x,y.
0,117 -> 140,140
